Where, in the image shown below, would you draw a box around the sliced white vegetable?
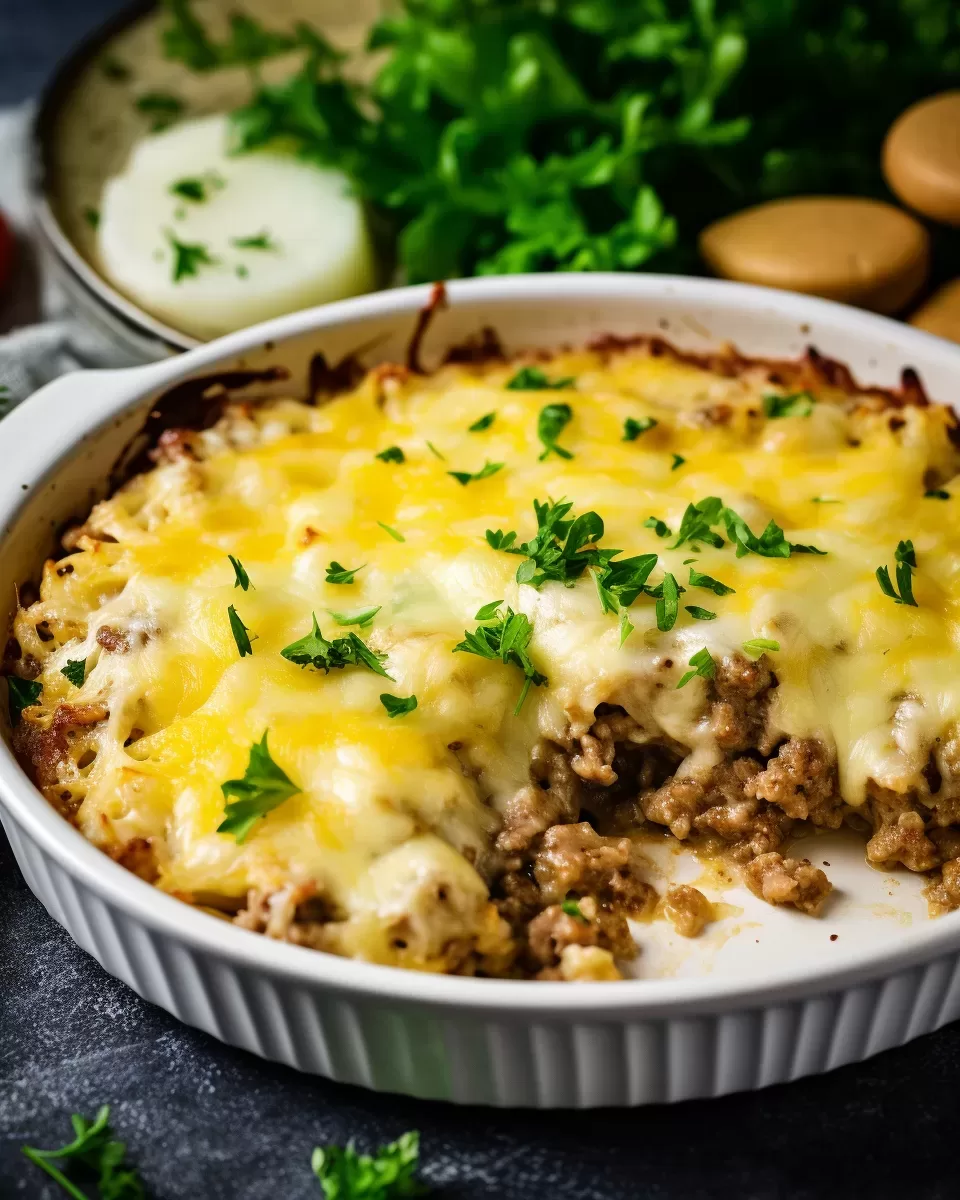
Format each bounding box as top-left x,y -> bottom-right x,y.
97,114 -> 376,339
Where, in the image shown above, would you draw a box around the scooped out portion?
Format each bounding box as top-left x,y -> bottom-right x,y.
97,114 -> 376,340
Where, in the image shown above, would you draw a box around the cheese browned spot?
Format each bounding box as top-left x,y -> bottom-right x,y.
8,339 -> 960,980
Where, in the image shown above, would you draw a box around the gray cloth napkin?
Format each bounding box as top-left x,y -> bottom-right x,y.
0,103 -> 132,414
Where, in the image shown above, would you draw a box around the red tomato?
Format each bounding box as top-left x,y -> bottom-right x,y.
0,210 -> 14,292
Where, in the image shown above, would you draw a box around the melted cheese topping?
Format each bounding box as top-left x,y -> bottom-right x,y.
14,344 -> 960,966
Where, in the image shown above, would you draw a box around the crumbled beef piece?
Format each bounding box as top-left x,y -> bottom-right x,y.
743,852 -> 832,915
925,858 -> 960,915
746,738 -> 841,826
527,904 -> 597,966
111,837 -> 159,883
866,810 -> 939,873
641,776 -> 706,839
497,739 -> 581,853
663,885 -> 713,938
13,702 -> 108,788
570,711 -> 645,786
532,821 -> 654,915
710,653 -> 777,752
493,869 -> 542,929
96,625 -> 130,654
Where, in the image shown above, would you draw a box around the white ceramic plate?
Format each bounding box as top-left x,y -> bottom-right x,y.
3,274 -> 960,1108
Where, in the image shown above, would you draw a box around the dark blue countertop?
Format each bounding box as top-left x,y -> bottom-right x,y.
1,4 -> 958,1196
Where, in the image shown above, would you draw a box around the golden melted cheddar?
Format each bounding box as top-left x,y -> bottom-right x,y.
11,341 -> 960,978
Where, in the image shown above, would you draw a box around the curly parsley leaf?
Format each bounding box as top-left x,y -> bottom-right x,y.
165,229 -> 217,282
877,539 -> 918,606
689,567 -> 734,596
742,638 -> 781,655
326,561 -> 365,585
228,554 -> 252,591
311,1130 -> 427,1200
448,460 -> 504,486
454,606 -> 546,714
228,605 -> 254,657
61,660 -> 86,688
380,693 -> 418,718
218,731 -> 301,843
281,614 -> 392,678
326,606 -> 381,629
685,605 -> 717,620
536,403 -> 574,461
763,391 -> 815,419
22,1104 -> 146,1200
8,677 -> 42,726
468,412 -> 496,433
677,647 -> 716,689
507,367 -> 575,392
376,446 -> 406,464
623,417 -> 658,441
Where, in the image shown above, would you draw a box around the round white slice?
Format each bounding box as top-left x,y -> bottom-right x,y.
97,114 -> 377,340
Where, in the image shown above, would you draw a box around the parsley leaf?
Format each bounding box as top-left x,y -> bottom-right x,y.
61,660 -> 86,688
454,607 -> 546,714
618,608 -> 635,647
161,1 -> 299,70
655,572 -> 681,631
623,417 -> 658,441
84,207 -> 100,229
742,638 -> 781,655
721,507 -> 825,558
763,391 -> 815,418
507,367 -> 574,391
561,894 -> 587,922
228,605 -> 254,657
376,446 -> 406,463
677,647 -> 716,689
448,460 -> 504,486
326,606 -> 381,628
670,453 -> 686,471
218,731 -> 300,842
380,693 -> 418,718
231,231 -> 277,250
468,412 -> 496,432
425,441 -> 445,461
165,229 -> 217,282
685,605 -> 717,620
326,561 -> 365,585
474,600 -> 504,620
228,554 -> 252,591
281,614 -> 392,678
644,517 -> 671,539
689,567 -> 735,596
925,489 -> 950,500
513,499 -> 603,589
8,677 -> 42,725
311,1130 -> 426,1200
485,529 -> 523,554
536,403 -> 574,461
134,90 -> 183,130
22,1104 -> 146,1200
378,521 -> 405,543
169,172 -> 222,202
877,539 -> 918,606
670,497 -> 726,550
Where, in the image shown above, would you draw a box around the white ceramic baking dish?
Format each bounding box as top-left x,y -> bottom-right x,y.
4,274 -> 960,1108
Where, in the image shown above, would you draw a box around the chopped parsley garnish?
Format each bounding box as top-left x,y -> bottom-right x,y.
688,567 -> 735,596
475,599 -> 504,620
668,496 -> 825,557
654,572 -> 681,631
228,554 -> 252,590
536,403 -> 574,461
326,561 -> 365,585
561,894 -> 587,921
378,521 -> 405,542
763,391 -> 815,419
448,460 -> 504,486
812,497 -> 842,504
380,693 -> 418,718
21,1104 -> 146,1200
593,553 -> 659,613
685,605 -> 717,620
618,608 -> 635,647
506,366 -> 574,391
169,174 -> 221,202
644,517 -> 671,538
670,497 -> 726,550
281,614 -> 392,678
876,539 -> 918,607
670,453 -> 686,471
468,412 -> 496,432
231,230 -> 277,250
7,677 -> 42,725
677,647 -> 716,689
312,1130 -> 425,1199
511,499 -> 603,589
218,731 -> 300,843
454,606 -> 546,714
326,606 -> 381,628
623,416 -> 658,441
743,638 -> 781,654
83,207 -> 100,229
61,660 -> 86,688
165,229 -> 217,282
236,265 -> 249,279
376,446 -> 405,463
925,489 -> 950,499
228,605 -> 254,657
425,440 -> 446,461
485,529 -> 523,554
134,90 -> 184,130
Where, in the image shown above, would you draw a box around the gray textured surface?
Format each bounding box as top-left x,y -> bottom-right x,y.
2,3 -> 960,1197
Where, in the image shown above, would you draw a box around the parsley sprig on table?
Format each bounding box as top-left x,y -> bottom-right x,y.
22,1105 -> 146,1200
312,1130 -> 427,1199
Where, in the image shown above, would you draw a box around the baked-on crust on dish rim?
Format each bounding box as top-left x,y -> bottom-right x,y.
7,332 -> 960,982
